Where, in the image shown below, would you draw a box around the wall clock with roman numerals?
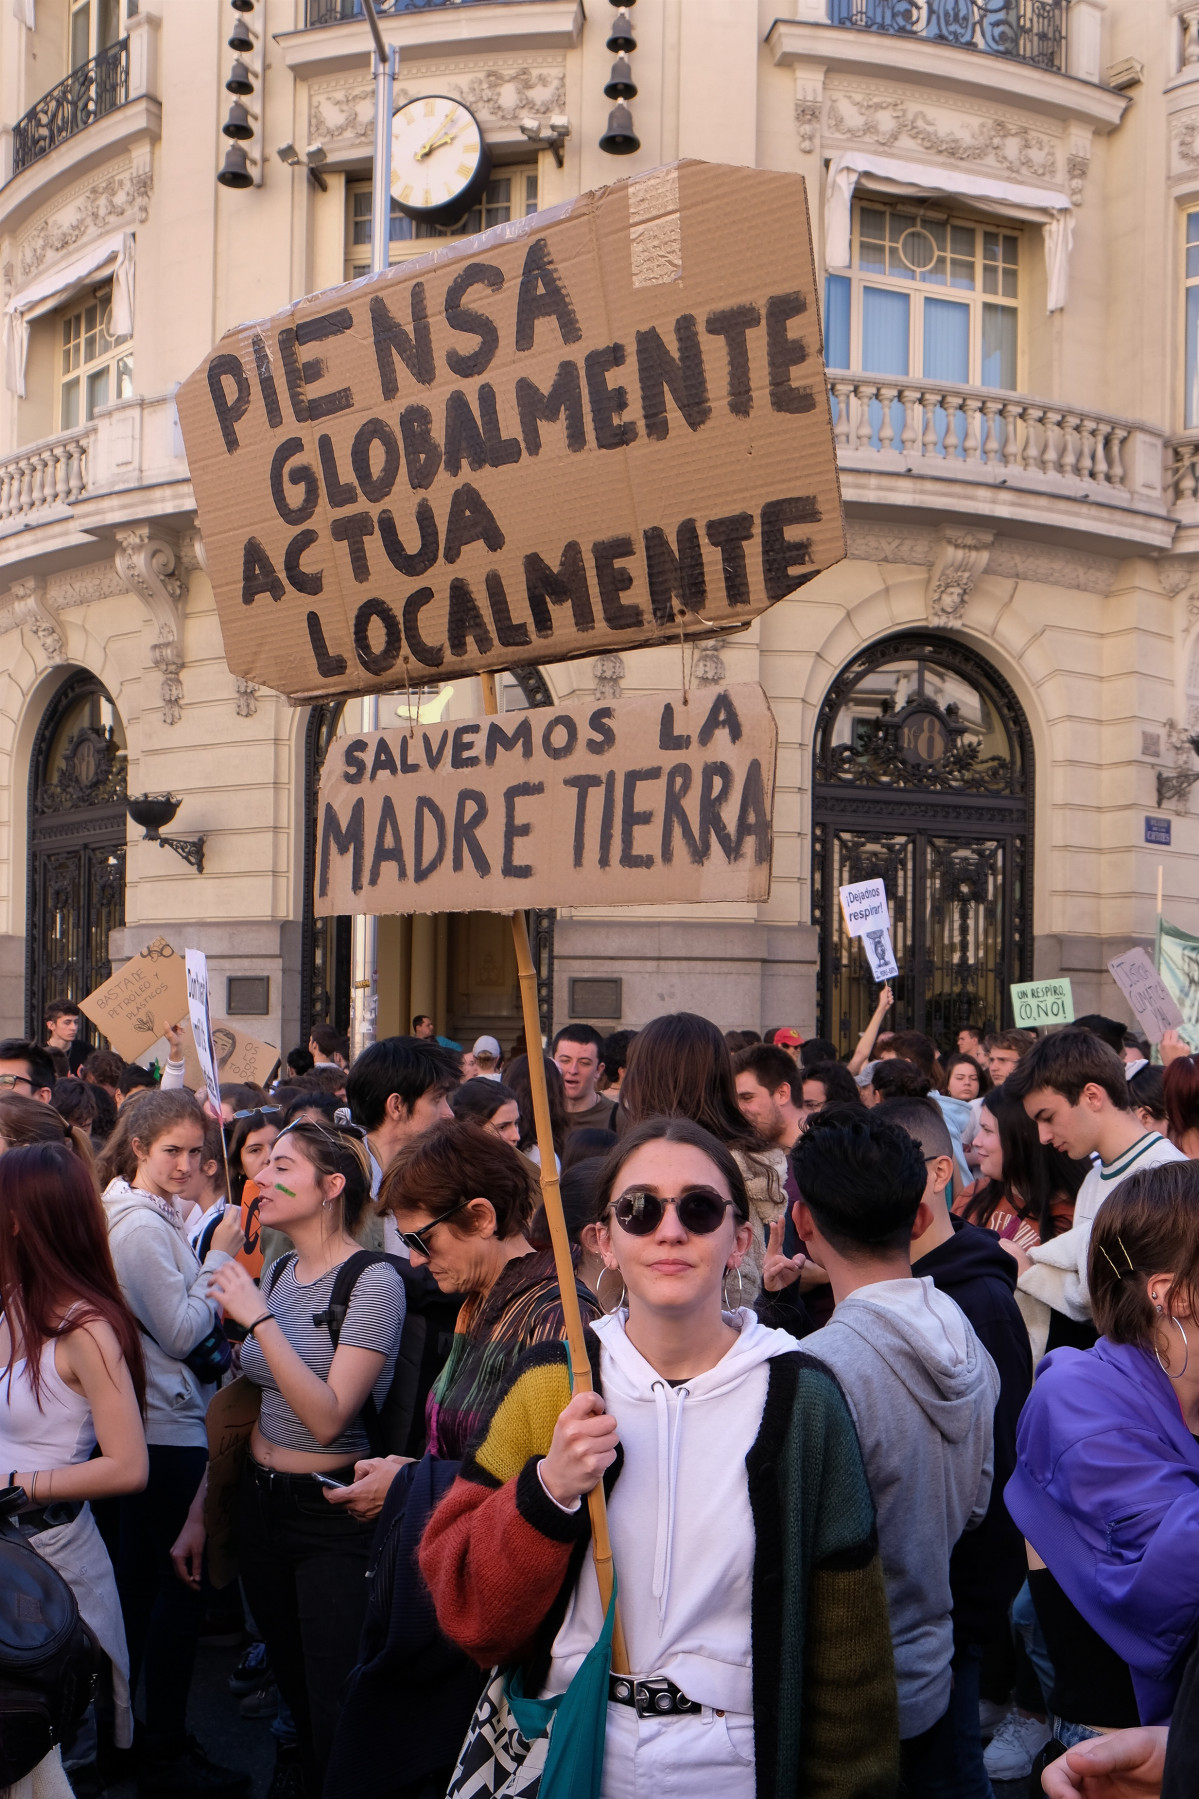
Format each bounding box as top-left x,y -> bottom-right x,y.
390,94 -> 492,225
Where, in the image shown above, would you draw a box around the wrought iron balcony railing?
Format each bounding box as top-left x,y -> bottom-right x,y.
305,0 -> 539,22
12,38 -> 129,176
827,1 -> 1066,74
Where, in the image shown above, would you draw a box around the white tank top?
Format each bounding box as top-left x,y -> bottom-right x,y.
0,1323 -> 96,1475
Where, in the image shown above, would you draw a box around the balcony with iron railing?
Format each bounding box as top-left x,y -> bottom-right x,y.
11,39 -> 129,177
304,0 -> 545,22
825,0 -> 1066,74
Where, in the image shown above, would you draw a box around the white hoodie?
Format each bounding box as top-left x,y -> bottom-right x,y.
102,1178 -> 231,1447
543,1309 -> 797,1713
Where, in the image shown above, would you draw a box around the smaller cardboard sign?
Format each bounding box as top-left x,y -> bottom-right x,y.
1145,816 -> 1172,846
839,877 -> 889,939
181,1020 -> 280,1095
79,937 -> 188,1061
1011,978 -> 1074,1029
185,950 -> 222,1115
862,924 -> 899,982
316,684 -> 776,916
1107,947 -> 1183,1044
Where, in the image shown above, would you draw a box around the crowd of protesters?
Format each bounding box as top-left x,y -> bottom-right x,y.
2,995 -> 1199,1799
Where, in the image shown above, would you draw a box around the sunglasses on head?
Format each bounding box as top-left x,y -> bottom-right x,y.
608,1186 -> 735,1237
276,1117 -> 365,1147
231,1105 -> 282,1121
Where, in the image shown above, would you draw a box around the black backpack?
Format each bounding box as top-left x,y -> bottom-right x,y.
0,1492 -> 100,1787
263,1251 -> 459,1458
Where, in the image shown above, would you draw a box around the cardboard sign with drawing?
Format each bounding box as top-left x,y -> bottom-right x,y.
79,938 -> 188,1061
177,161 -> 844,701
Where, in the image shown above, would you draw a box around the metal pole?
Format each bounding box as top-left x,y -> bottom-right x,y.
351,1 -> 395,1058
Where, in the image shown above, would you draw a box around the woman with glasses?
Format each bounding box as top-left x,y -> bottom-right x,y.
419,1117 -> 897,1798
204,1118 -> 405,1798
382,1118 -> 599,1462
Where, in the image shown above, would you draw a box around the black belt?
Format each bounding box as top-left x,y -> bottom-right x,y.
248,1460 -> 356,1490
10,1500 -> 83,1536
608,1674 -> 702,1717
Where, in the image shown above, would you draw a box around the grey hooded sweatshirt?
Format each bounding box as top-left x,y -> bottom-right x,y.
802,1276 -> 999,1737
102,1179 -> 232,1447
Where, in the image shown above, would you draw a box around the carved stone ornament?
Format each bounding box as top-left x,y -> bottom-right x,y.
46,561 -> 126,612
693,643 -> 727,685
7,576 -> 64,663
846,521 -> 938,567
114,525 -> 187,726
17,153 -> 153,284
926,529 -> 994,626
1174,115 -> 1199,174
309,60 -> 566,151
824,82 -> 1059,184
234,676 -> 259,718
984,539 -> 1117,596
592,652 -> 624,700
1157,556 -> 1199,622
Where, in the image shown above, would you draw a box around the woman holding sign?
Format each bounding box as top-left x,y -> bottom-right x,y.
419,1118 -> 897,1797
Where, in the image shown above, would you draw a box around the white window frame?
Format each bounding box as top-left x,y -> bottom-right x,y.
344,166 -> 539,281
56,283 -> 132,431
828,197 -> 1023,392
69,0 -> 123,70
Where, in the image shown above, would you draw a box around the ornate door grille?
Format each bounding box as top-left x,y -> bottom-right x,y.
27,674 -> 127,1038
812,633 -> 1032,1050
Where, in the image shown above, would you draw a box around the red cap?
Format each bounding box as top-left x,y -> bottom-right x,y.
774,1028 -> 803,1047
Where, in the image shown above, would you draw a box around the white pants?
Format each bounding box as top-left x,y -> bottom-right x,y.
601,1701 -> 756,1799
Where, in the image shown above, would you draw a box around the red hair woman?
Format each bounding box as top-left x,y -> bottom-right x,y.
0,1142 -> 149,1782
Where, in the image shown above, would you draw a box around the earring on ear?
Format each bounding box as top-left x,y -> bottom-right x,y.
596,1265 -> 627,1314
722,1262 -> 744,1312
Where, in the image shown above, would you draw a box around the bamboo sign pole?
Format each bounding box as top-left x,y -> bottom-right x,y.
478,671 -> 629,1675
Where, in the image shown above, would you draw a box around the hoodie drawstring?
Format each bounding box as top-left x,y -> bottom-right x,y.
650,1380 -> 689,1633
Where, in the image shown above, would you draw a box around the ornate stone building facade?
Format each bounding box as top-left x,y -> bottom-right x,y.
1,0 -> 1196,1051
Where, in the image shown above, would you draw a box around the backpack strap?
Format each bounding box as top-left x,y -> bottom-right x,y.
261,1252 -> 297,1299
311,1251 -> 406,1458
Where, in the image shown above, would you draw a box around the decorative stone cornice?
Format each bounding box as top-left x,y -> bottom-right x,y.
114,524 -> 187,725
844,523 -> 1118,595
14,153 -> 153,285
823,80 -> 1060,185
592,653 -> 624,700
307,59 -> 566,153
7,577 -> 64,663
926,528 -> 994,625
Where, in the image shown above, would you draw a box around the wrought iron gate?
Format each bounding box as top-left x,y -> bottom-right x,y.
812,633 -> 1033,1050
27,673 -> 127,1038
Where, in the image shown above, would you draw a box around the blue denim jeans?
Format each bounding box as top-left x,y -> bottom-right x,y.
1012,1579 -> 1055,1712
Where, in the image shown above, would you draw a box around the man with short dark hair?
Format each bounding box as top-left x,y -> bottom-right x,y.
44,1000 -> 88,1075
82,1048 -> 125,1103
957,1025 -> 985,1061
345,1036 -> 460,1212
733,1043 -> 802,1151
118,1062 -> 157,1103
792,1108 -> 999,1794
1006,1027 -> 1184,1323
0,1039 -> 56,1103
412,1014 -> 435,1040
879,1094 -> 1033,1792
551,1024 -> 616,1130
308,1022 -> 350,1070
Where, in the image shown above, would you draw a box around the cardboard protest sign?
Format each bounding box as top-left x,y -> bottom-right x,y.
79,937 -> 188,1061
839,877 -> 889,940
315,682 -> 775,916
181,1020 -> 279,1094
1155,917 -> 1199,1049
177,161 -> 844,702
185,951 -> 222,1115
1107,947 -> 1183,1044
1011,978 -> 1074,1029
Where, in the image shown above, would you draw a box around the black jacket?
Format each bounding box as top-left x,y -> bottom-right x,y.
913,1217 -> 1032,1647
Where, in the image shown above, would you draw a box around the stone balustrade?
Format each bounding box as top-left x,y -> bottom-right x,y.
827,373 -> 1163,510
0,427 -> 93,524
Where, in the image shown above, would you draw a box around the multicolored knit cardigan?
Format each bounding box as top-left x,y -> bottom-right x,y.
425,1246 -> 600,1461
420,1333 -> 900,1799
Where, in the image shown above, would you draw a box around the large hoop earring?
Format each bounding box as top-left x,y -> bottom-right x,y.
596,1265 -> 627,1315
722,1263 -> 744,1313
1155,1315 -> 1190,1380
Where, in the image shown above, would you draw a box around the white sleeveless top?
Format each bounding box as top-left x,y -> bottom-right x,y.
0,1324 -> 96,1474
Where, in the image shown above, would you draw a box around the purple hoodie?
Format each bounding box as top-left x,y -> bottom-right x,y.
1006,1337 -> 1199,1724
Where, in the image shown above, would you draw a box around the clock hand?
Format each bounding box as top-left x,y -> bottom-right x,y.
414,112 -> 463,162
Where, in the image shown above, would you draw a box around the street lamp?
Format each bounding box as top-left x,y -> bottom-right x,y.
126,795 -> 206,874
1157,730 -> 1199,810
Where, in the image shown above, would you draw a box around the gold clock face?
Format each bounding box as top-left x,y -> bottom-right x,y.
390,95 -> 487,218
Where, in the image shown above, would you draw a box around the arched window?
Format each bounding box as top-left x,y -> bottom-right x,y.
812,632 -> 1033,1049
27,671 -> 127,1038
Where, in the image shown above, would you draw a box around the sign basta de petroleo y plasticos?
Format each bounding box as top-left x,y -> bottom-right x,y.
176,161 -> 844,702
